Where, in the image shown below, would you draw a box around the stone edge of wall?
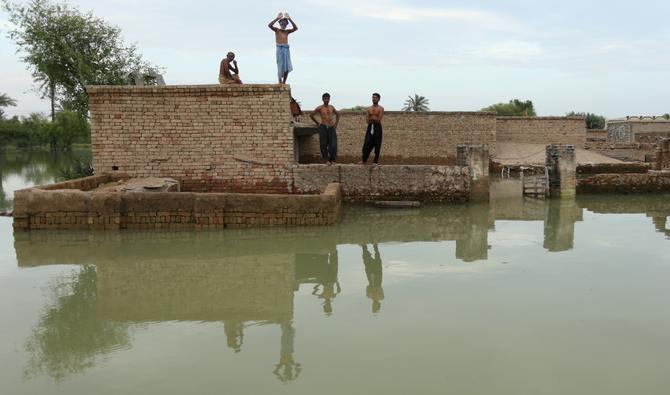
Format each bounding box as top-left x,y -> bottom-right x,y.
576,171 -> 670,194
86,84 -> 291,94
292,164 -> 472,203
13,175 -> 342,231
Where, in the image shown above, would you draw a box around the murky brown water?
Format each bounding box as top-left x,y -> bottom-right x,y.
1,150 -> 669,394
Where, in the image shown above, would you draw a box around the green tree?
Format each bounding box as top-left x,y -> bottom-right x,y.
41,111 -> 90,150
566,111 -> 606,129
663,114 -> 670,120
0,93 -> 17,118
340,105 -> 368,112
403,94 -> 430,112
482,99 -> 536,116
3,0 -> 160,119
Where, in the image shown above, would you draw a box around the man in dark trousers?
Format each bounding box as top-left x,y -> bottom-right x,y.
360,93 -> 384,165
310,93 -> 340,165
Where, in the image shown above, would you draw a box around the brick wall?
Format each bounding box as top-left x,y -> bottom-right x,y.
298,112 -> 496,164
496,117 -> 586,147
656,139 -> 670,170
292,164 -> 470,203
584,142 -> 656,162
577,173 -> 670,193
88,85 -> 294,193
13,181 -> 342,231
607,120 -> 670,144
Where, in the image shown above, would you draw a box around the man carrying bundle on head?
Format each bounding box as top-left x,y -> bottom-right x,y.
268,12 -> 298,84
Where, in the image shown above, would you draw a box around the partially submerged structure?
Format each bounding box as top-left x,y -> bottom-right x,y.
12,84 -> 670,231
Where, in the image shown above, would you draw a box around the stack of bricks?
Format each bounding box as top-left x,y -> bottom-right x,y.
496,117 -> 586,147
88,84 -> 294,194
655,138 -> 670,170
298,111 -> 497,164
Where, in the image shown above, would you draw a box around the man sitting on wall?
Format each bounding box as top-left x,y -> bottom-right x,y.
219,52 -> 242,84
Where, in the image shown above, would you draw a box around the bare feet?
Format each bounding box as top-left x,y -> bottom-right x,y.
358,161 -> 365,165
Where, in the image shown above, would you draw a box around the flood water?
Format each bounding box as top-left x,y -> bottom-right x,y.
1,150 -> 670,394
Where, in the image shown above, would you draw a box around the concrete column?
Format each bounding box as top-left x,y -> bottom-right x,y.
457,144 -> 490,202
545,144 -> 576,198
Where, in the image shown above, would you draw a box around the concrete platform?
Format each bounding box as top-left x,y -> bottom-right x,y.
494,142 -> 623,166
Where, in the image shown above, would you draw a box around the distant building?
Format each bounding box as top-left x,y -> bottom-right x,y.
606,116 -> 670,143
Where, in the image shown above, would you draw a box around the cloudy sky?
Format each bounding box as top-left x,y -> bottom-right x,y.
1,0 -> 669,117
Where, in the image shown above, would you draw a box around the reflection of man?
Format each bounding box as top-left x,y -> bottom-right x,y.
311,249 -> 340,315
219,52 -> 242,84
223,320 -> 244,353
273,321 -> 302,382
361,244 -> 384,313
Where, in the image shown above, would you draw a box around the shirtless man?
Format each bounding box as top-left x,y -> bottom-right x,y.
219,52 -> 242,84
268,12 -> 298,84
310,93 -> 340,164
360,93 -> 384,164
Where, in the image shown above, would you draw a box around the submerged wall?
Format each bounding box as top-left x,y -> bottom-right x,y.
298,112 -> 496,164
496,117 -> 586,147
13,174 -> 342,231
88,85 -> 294,193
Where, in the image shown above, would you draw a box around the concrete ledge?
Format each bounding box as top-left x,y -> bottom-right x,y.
292,164 -> 470,203
577,163 -> 651,175
13,177 -> 342,231
577,172 -> 670,193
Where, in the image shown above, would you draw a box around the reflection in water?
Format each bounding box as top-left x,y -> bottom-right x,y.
12,181 -> 670,384
544,199 -> 582,252
297,250 -> 340,315
361,244 -> 384,314
23,266 -> 130,382
274,321 -> 301,383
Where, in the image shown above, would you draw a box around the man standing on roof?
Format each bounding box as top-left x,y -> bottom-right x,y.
268,12 -> 298,84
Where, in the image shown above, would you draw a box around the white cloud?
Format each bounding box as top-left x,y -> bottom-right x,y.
305,0 -> 522,31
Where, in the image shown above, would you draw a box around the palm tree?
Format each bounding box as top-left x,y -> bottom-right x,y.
0,93 -> 17,108
0,93 -> 17,118
402,94 -> 430,112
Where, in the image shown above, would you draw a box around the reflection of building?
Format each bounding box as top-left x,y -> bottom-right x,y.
15,189 -> 670,382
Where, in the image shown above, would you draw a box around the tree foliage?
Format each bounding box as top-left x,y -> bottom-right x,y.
566,111 -> 606,129
482,99 -> 536,116
3,0 -> 159,118
0,93 -> 17,118
403,94 -> 430,112
663,114 -> 670,120
0,110 -> 89,149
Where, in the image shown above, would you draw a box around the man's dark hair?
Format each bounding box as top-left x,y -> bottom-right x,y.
322,93 -> 330,98
372,93 -> 381,99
